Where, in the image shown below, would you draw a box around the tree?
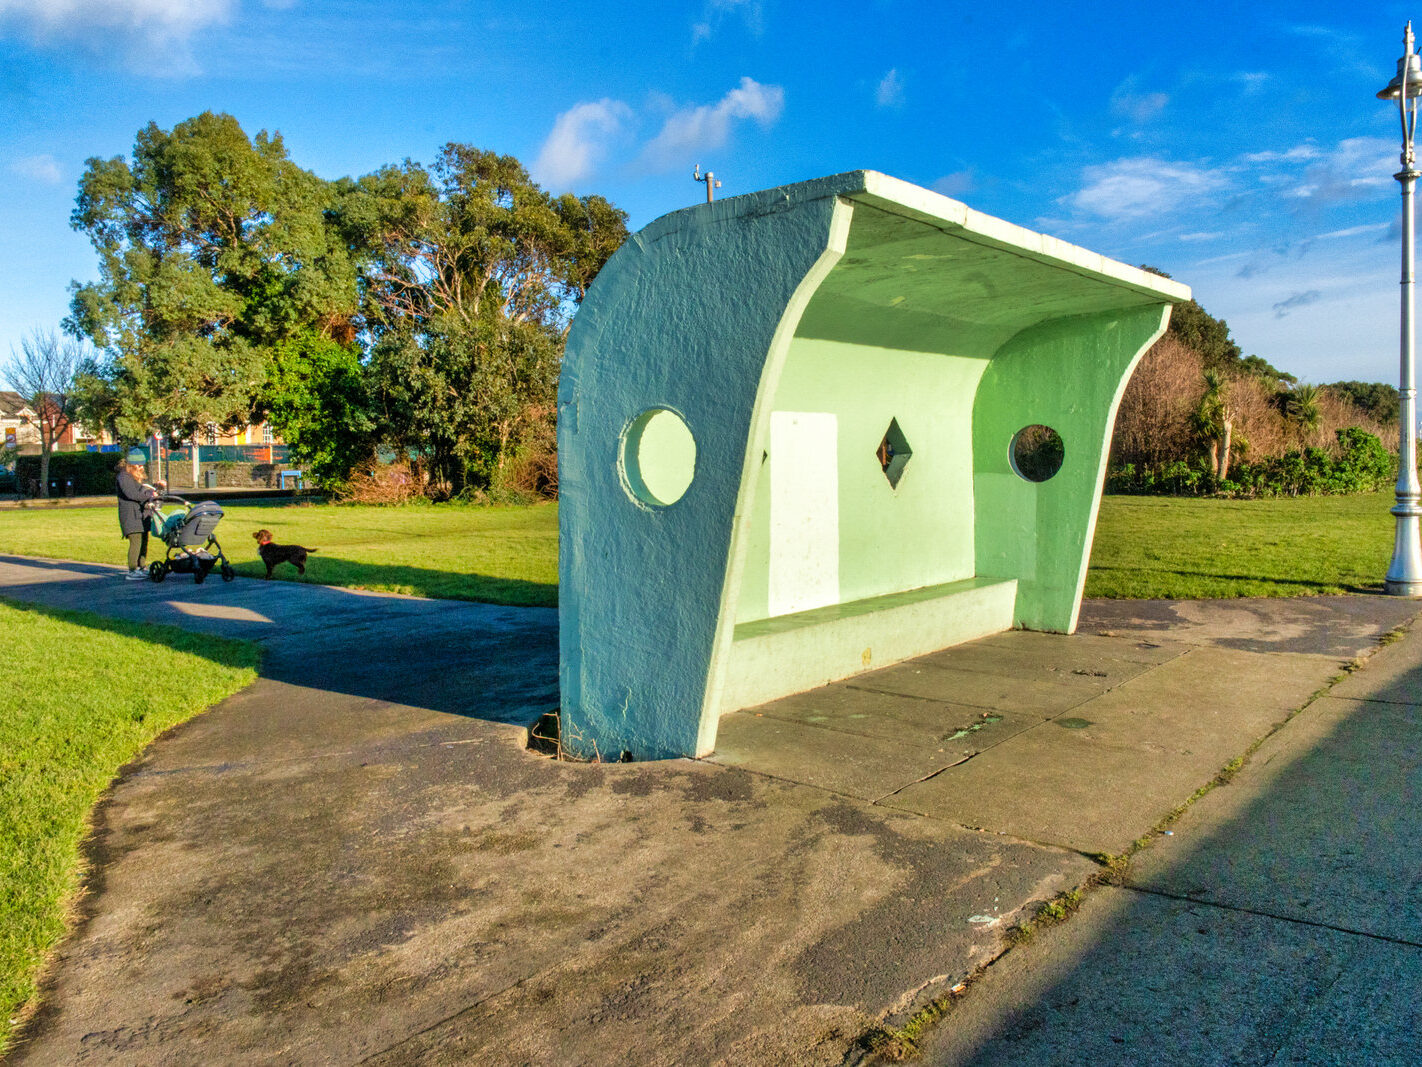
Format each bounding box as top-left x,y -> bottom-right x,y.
345,145 -> 627,490
1140,267 -> 1293,382
264,330 -> 376,488
3,330 -> 85,497
1323,381 -> 1400,426
1287,383 -> 1323,448
1193,368 -> 1235,480
66,112 -> 361,444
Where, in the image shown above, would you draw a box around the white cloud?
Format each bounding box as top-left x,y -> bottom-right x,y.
0,0 -> 234,70
1178,231 -> 1225,243
1065,157 -> 1229,221
1109,81 -> 1168,126
9,153 -> 62,184
876,69 -> 904,108
638,77 -> 784,171
1282,137 -> 1394,205
1243,144 -> 1322,164
531,99 -> 632,191
691,0 -> 761,43
1314,223 -> 1389,241
931,171 -> 973,198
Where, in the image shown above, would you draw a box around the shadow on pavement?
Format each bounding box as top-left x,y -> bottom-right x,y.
0,554 -> 559,727
225,555 -> 556,608
921,651 -> 1422,1065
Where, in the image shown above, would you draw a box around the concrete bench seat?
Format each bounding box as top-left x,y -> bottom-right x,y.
720,576 -> 1017,713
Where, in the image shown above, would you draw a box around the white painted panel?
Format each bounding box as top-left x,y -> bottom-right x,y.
768,411 -> 839,616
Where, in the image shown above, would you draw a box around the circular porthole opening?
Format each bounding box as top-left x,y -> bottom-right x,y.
620,408 -> 697,506
1010,424 -> 1065,482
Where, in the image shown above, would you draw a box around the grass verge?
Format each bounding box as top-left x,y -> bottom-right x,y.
0,493 -> 1403,606
1085,493 -> 1395,598
0,599 -> 260,1054
0,499 -> 559,607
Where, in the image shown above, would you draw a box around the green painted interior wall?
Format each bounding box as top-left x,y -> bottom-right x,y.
972,305 -> 1171,631
734,338 -> 987,623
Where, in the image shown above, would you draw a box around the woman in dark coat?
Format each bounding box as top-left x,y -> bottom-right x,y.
116,457 -> 164,580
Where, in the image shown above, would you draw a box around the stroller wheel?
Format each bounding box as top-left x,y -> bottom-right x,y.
221,562 -> 235,582
149,561 -> 167,583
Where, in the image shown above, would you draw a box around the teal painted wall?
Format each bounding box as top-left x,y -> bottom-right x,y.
559,178 -> 851,760
559,171 -> 1187,760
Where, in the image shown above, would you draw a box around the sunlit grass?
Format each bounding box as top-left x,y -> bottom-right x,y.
1086,493 -> 1395,598
0,600 -> 259,1053
0,500 -> 559,607
0,493 -> 1401,604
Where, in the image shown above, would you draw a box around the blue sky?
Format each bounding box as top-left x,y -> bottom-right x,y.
0,0 -> 1416,385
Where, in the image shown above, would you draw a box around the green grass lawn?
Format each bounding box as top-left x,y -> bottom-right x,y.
0,491 -> 1404,604
0,499 -> 560,607
0,600 -> 259,1054
1085,493 -> 1396,598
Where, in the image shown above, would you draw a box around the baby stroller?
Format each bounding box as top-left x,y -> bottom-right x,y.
145,495 -> 236,584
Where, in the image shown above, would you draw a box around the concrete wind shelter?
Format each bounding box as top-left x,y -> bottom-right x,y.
558,171 -> 1189,760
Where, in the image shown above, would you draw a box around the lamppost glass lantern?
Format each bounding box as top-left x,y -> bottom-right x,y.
1378,23 -> 1422,597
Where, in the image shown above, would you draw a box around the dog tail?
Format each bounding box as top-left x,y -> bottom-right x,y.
308,547 -> 319,553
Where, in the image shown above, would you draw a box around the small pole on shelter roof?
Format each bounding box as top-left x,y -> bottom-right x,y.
1378,21 -> 1422,595
693,164 -> 721,203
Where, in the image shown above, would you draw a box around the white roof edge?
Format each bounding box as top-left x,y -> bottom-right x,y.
856,171 -> 1192,303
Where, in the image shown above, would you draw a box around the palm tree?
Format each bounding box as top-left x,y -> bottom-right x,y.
1287,384 -> 1322,448
1193,369 -> 1234,480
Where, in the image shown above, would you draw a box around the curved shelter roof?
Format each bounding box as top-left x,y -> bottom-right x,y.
559,171 -> 1188,760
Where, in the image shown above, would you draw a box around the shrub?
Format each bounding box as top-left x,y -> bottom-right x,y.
1108,428 -> 1396,499
334,455 -> 428,506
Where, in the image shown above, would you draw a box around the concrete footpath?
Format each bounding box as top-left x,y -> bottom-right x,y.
0,554 -> 1417,1065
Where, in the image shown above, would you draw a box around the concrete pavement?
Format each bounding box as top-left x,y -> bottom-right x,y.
917,624 -> 1422,1065
0,554 -> 1416,1065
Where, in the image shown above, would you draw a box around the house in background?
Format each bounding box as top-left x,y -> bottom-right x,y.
0,391 -> 40,452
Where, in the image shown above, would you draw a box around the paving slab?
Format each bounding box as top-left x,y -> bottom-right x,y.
918,885 -> 1422,1066
879,647 -> 1345,855
912,635 -> 1183,690
709,712 -> 963,800
736,685 -> 1041,750
1077,595 -> 1419,657
1328,624 -> 1422,703
852,661 -> 1094,717
1128,694 -> 1422,938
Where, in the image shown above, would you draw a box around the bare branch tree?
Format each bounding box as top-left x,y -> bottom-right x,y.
3,330 -> 85,498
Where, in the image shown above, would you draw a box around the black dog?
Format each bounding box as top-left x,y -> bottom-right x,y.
253,529 -> 317,579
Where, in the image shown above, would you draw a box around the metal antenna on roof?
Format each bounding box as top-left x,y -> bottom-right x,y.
693,164 -> 722,203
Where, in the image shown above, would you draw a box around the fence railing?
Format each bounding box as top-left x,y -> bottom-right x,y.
90,443 -> 292,464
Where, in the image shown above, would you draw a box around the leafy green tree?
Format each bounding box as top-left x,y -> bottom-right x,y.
345,146 -> 627,490
65,112 -> 360,443
1323,380 -> 1400,426
264,330 -> 375,488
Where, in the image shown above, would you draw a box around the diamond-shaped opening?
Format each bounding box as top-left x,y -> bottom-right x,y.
876,417 -> 913,489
